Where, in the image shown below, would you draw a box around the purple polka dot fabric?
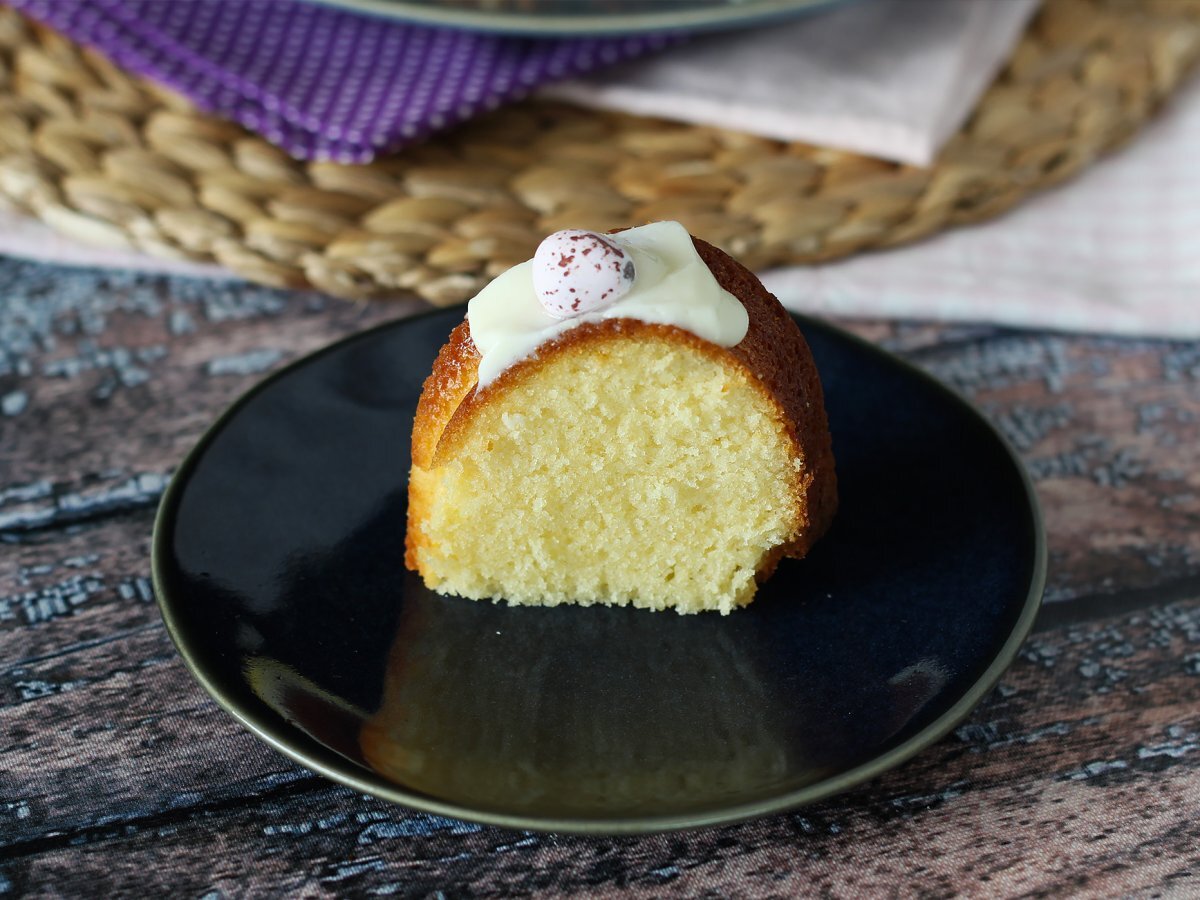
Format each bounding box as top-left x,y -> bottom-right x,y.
11,0 -> 678,162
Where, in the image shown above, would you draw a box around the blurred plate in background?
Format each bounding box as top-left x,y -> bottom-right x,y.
302,0 -> 850,36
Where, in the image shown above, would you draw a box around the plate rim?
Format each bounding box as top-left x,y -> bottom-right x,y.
297,0 -> 849,36
152,308 -> 1046,835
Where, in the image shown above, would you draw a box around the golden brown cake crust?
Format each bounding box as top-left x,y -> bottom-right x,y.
405,234 -> 837,574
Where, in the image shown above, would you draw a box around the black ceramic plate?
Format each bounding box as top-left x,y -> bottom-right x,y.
153,309 -> 1044,834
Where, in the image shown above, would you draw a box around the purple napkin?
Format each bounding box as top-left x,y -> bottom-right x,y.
11,0 -> 677,162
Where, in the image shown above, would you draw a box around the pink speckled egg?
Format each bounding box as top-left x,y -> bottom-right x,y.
531,230 -> 636,319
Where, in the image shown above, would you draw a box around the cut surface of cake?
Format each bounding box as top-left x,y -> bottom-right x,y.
405,220 -> 836,614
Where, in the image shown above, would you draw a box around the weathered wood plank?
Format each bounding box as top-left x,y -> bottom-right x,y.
0,513 -> 159,666
0,590 -> 1196,897
0,618 -> 310,845
0,261 -> 415,529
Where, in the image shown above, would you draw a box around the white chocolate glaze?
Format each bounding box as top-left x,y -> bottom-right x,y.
467,221 -> 749,388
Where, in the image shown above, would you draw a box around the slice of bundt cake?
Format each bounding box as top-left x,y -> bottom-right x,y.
405,220 -> 836,614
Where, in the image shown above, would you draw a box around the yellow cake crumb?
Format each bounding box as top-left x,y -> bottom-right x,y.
408,333 -> 804,614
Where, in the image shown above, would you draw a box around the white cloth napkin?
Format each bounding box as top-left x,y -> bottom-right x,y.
545,0 -> 1040,166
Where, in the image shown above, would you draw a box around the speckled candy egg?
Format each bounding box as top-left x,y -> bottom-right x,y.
532,230 -> 636,319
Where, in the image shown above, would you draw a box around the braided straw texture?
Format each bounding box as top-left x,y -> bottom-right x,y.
1,0 -> 1198,305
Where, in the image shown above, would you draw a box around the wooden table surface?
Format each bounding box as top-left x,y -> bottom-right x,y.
2,257 -> 1198,898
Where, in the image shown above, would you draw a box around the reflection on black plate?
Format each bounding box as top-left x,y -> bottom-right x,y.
153,309 -> 1044,833
302,0 -> 849,36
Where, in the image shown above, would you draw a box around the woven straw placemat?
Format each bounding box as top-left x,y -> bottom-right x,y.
0,0 -> 1198,305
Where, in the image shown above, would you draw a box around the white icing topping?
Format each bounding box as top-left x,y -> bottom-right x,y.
467,221 -> 750,388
